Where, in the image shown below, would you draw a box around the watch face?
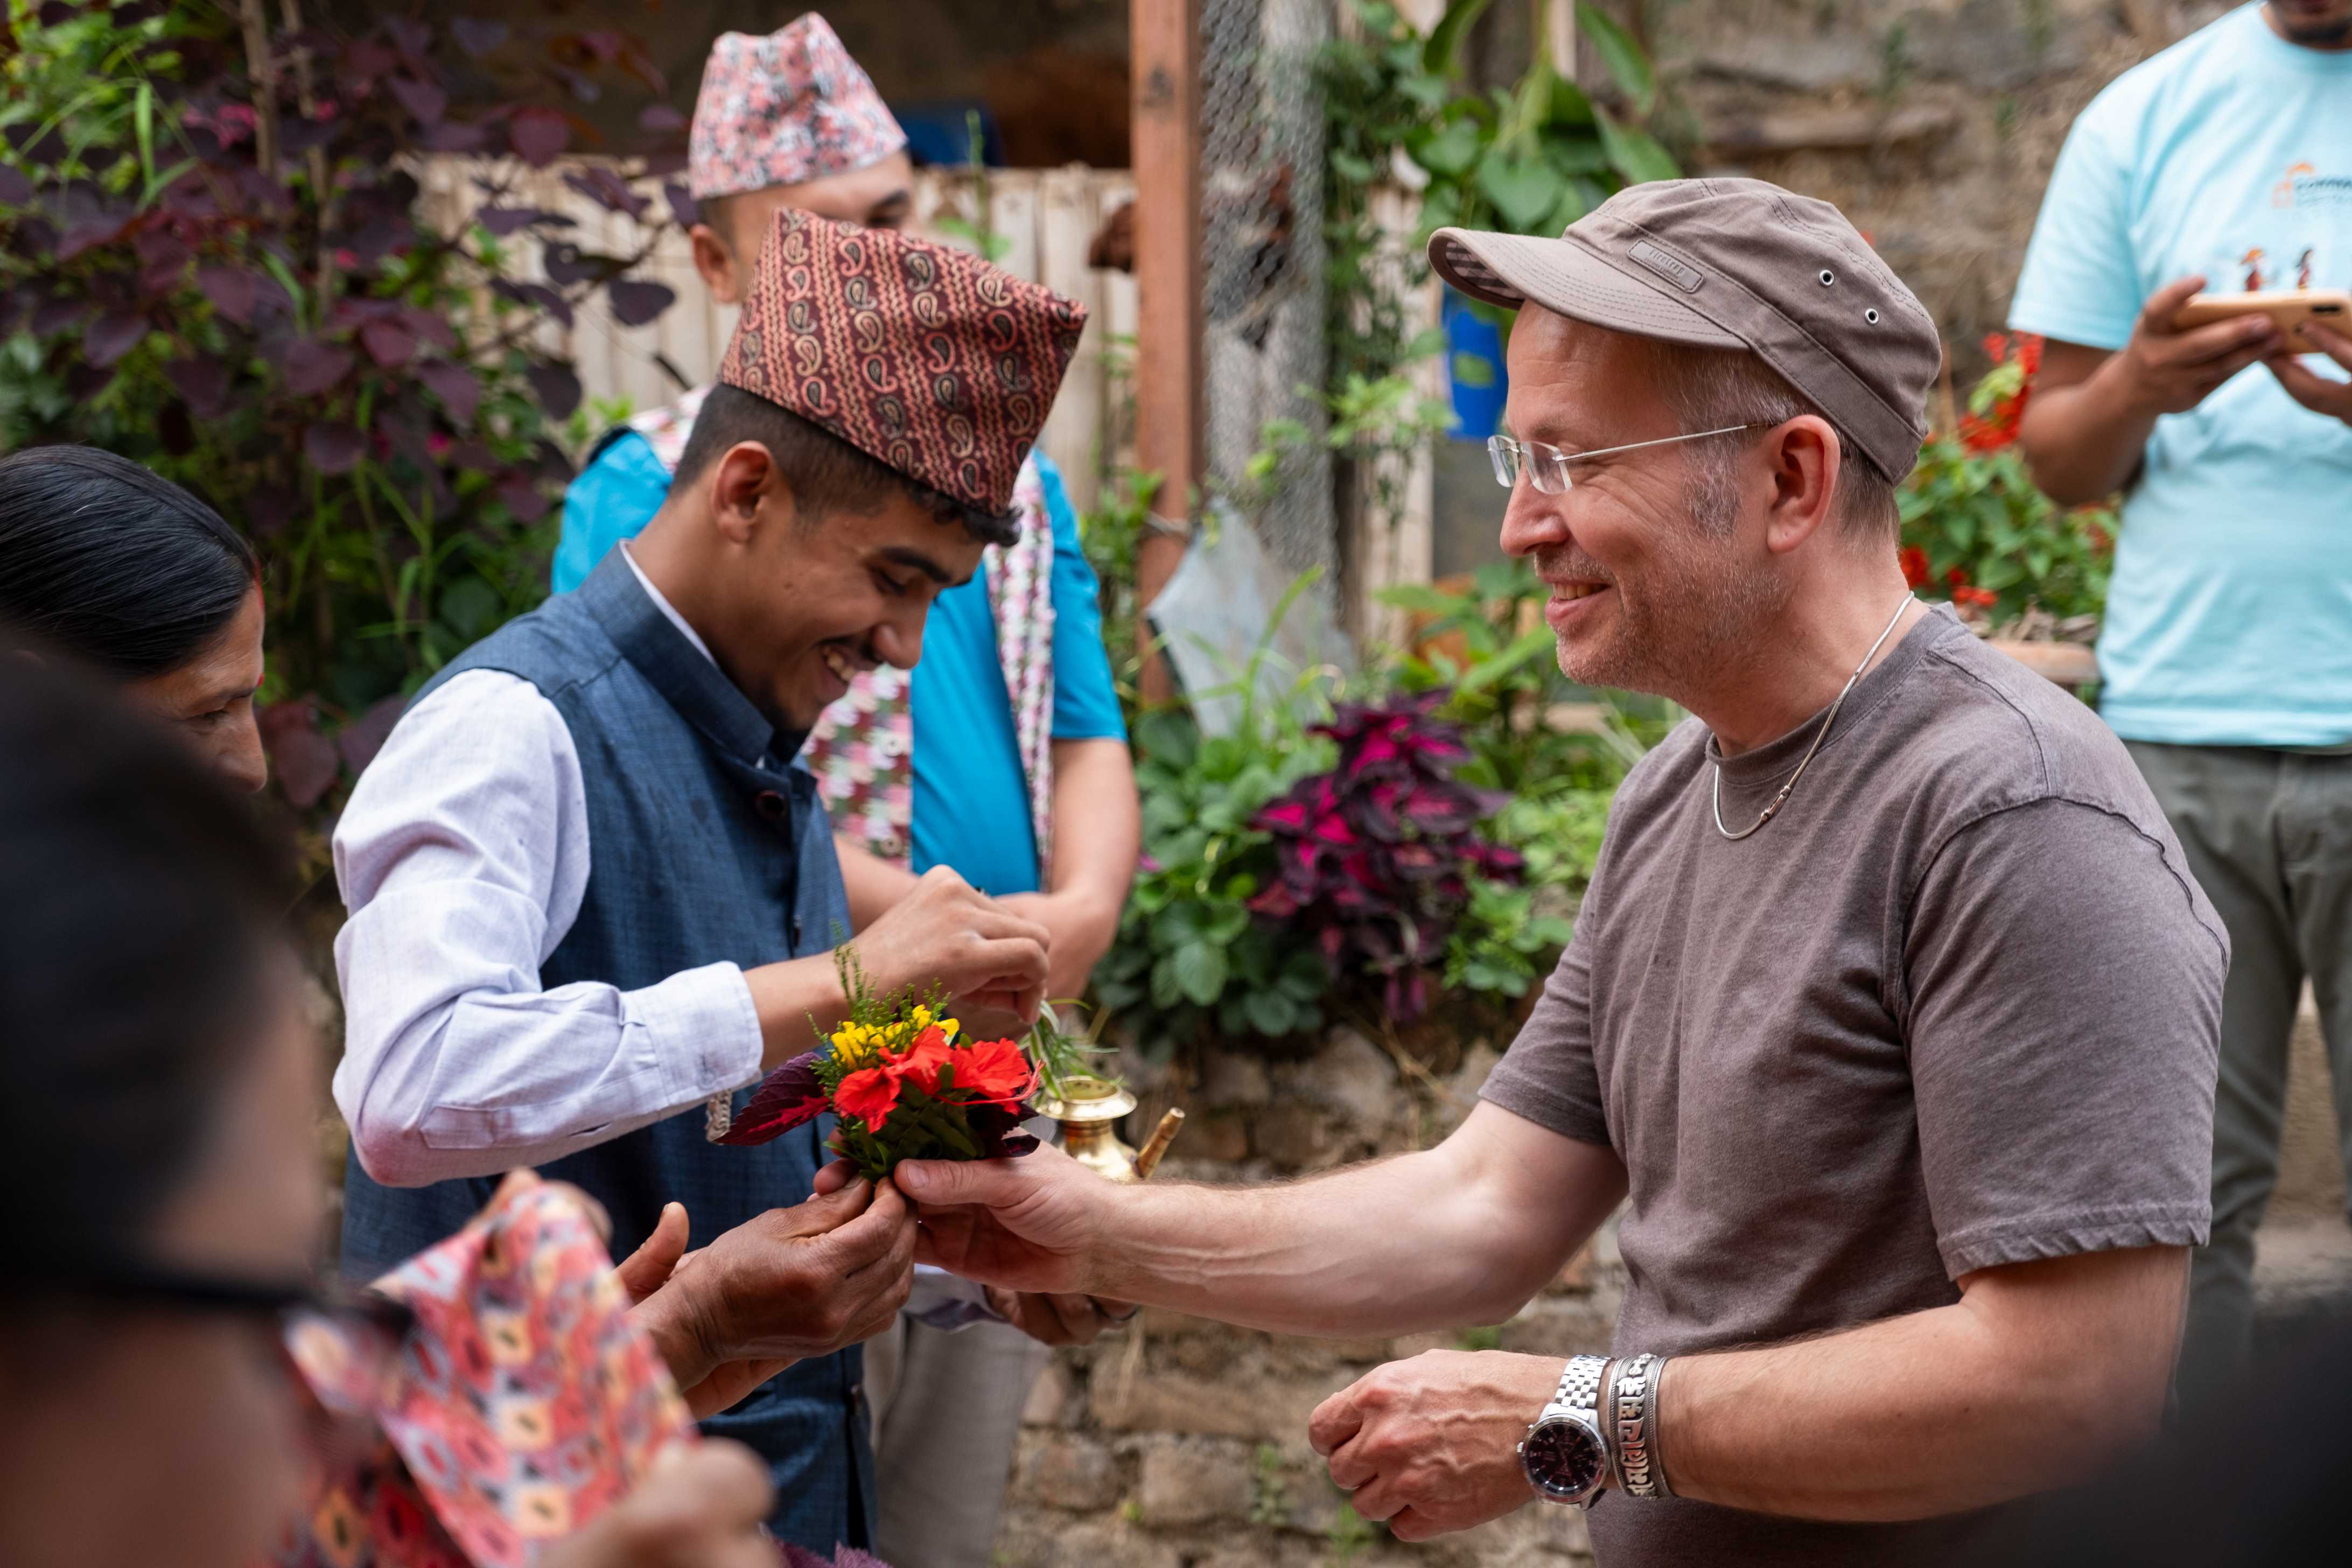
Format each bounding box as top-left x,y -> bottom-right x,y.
1523,1416 -> 1608,1500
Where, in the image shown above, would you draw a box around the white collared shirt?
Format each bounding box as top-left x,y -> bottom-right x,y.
331,549 -> 762,1187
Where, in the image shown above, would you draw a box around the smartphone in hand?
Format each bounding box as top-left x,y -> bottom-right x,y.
2173,289 -> 2352,345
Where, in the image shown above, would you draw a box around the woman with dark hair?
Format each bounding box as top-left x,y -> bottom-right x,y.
0,659 -> 781,1568
0,445 -> 269,792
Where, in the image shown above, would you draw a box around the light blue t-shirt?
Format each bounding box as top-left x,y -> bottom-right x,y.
2008,4 -> 2352,747
552,434 -> 1125,893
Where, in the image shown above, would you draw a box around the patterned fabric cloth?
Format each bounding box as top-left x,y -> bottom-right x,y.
718,209 -> 1087,516
688,13 -> 907,201
274,1180 -> 695,1568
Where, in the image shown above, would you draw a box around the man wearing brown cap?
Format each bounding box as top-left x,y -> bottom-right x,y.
331,209 -> 1105,1550
897,178 -> 2227,1564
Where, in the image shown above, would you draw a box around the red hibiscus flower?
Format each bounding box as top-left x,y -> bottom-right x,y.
1899,545 -> 1930,588
832,1066 -> 903,1135
956,1036 -> 1037,1105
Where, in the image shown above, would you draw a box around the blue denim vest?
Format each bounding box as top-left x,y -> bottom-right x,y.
338,550 -> 874,1550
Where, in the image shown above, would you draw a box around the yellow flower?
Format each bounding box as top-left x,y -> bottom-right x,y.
831,1021 -> 878,1069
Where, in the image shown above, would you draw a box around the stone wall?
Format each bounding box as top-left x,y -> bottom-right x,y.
993,1028 -> 1621,1567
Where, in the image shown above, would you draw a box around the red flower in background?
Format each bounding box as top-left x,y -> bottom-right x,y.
1958,332 -> 2044,452
1899,545 -> 1930,588
1952,585 -> 1999,608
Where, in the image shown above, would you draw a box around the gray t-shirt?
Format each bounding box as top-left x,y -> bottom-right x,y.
1482,607 -> 2225,1567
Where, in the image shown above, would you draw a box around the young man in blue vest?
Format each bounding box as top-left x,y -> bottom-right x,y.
2007,0 -> 2352,1412
330,208 -> 1095,1552
554,20 -> 1141,1564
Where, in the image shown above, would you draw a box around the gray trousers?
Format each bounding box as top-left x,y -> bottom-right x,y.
863,1313 -> 1048,1568
2126,741 -> 2352,1410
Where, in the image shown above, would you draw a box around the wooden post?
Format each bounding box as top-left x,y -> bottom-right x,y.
1130,0 -> 1202,694
1542,0 -> 1578,79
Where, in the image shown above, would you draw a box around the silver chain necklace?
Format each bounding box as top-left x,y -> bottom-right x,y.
1711,594 -> 1916,841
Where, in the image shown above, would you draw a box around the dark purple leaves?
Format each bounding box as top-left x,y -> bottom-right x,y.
493,278 -> 574,330
415,359 -> 482,424
477,205 -> 554,237
285,338 -> 356,397
382,18 -> 430,59
562,166 -> 648,220
0,164 -> 33,206
337,696 -> 407,776
197,265 -> 260,326
259,701 -> 340,809
542,242 -> 610,288
166,354 -> 233,419
713,1052 -> 830,1146
29,293 -> 86,336
525,361 -> 582,420
82,311 -> 148,367
305,421 -> 366,474
419,121 -> 488,155
386,75 -> 447,126
400,306 -> 458,353
662,181 -> 699,228
246,483 -> 300,538
359,317 -> 417,368
508,107 -> 570,169
607,279 -> 674,328
498,473 -> 552,521
640,104 -> 686,134
451,17 -> 508,57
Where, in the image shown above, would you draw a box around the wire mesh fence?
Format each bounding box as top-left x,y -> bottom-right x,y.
1199,0 -> 1335,597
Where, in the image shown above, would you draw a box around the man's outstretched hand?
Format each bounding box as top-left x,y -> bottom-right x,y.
1309,1350 -> 1559,1542
889,1145 -> 1113,1296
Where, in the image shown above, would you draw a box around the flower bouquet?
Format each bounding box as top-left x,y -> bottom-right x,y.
707,954 -> 1044,1179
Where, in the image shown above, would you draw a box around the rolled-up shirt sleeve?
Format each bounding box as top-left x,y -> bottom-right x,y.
331,668 -> 764,1186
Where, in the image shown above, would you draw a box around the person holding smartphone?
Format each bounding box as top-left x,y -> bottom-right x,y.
2007,0 -> 2352,1415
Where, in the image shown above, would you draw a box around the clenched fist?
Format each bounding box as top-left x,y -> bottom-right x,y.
855,865 -> 1052,1024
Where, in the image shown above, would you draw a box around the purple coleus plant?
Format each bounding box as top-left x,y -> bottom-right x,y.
1249,690 -> 1522,1019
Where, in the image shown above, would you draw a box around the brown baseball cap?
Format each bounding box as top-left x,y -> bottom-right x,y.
1429,177 -> 1940,482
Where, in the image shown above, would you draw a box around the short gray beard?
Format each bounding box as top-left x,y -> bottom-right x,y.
1552,461 -> 1789,701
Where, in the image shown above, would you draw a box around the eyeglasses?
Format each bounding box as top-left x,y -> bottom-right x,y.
1486,424 -> 1764,494
27,1257 -> 414,1412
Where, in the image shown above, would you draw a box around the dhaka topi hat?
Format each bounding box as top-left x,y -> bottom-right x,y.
688,13 -> 907,202
1429,177 -> 1941,482
717,209 -> 1090,517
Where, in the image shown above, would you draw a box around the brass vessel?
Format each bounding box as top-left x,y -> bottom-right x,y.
1032,1076 -> 1184,1182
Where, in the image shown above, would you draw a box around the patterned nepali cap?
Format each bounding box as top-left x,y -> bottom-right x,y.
718,209 -> 1089,516
688,13 -> 907,201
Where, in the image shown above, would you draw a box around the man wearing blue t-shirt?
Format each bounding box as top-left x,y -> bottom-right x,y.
2008,0 -> 2352,1408
555,18 -> 1140,1567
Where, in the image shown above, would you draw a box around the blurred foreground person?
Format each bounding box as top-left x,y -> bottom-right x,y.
0,659 -> 775,1568
0,444 -> 268,792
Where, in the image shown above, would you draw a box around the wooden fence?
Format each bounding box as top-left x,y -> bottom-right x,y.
415,160 -> 1140,517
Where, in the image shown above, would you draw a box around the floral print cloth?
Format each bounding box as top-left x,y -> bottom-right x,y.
270,1181 -> 696,1567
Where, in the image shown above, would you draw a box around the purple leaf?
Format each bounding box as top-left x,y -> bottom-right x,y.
415,359 -> 482,424
285,338 -> 357,397
640,104 -> 687,134
55,215 -> 130,262
420,120 -> 488,155
556,66 -> 602,105
247,484 -> 299,537
450,17 -> 507,57
166,355 -> 233,419
337,695 -> 407,776
359,317 -> 417,368
83,310 -> 148,367
383,17 -> 430,58
508,107 -> 570,169
498,473 -> 552,521
662,181 -> 700,228
305,421 -> 366,474
525,361 -> 582,419
493,278 -> 575,331
398,306 -> 458,352
476,205 -> 551,237
562,165 -> 649,220
578,30 -> 625,62
29,294 -> 85,336
712,1053 -> 830,1146
258,702 -> 340,808
0,164 -> 37,206
606,279 -> 674,327
542,241 -> 607,288
386,75 -> 447,125
197,266 -> 260,326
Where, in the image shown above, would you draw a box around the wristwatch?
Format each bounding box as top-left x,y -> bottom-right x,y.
1518,1353 -> 1612,1508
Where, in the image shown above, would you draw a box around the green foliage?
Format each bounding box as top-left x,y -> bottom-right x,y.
1079,466 -> 1163,723
1091,699 -> 1336,1057
1454,1323 -> 1504,1352
1325,1500 -> 1379,1562
930,110 -> 1012,263
0,1 -> 684,818
1250,1444 -> 1293,1528
1899,438 -> 2113,625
